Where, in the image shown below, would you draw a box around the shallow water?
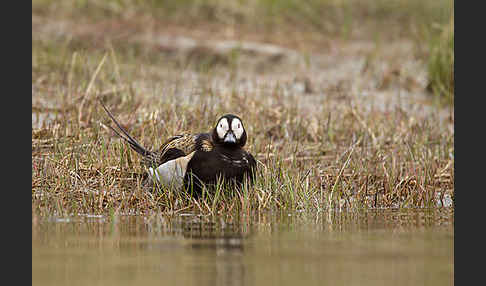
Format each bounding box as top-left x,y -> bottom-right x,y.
32,208 -> 453,286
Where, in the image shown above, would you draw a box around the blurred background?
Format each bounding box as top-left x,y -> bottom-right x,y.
32,0 -> 453,110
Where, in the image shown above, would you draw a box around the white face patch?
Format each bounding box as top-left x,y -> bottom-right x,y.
216,117 -> 229,140
231,118 -> 244,139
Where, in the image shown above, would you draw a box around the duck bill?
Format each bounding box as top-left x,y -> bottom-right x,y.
224,132 -> 236,143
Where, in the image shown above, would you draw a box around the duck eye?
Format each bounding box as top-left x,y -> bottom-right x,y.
237,123 -> 241,129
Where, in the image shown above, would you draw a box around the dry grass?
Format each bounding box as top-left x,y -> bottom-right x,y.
32,0 -> 454,218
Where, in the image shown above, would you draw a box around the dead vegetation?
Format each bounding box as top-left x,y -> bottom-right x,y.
32,0 -> 453,218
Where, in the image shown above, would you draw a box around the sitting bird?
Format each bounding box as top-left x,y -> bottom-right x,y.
100,101 -> 257,196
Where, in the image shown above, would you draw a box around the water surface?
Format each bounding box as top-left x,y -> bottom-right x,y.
32,208 -> 453,286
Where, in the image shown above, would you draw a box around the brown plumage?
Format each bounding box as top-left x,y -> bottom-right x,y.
100,101 -> 256,196
143,134 -> 197,167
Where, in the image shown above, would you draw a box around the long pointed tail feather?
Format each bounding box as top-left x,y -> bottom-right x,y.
99,100 -> 150,157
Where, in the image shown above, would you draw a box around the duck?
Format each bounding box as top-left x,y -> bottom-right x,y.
100,101 -> 257,196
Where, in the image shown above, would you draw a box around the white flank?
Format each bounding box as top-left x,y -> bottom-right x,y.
148,151 -> 196,188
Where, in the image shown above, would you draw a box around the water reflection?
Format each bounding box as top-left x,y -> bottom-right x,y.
32,208 -> 453,286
